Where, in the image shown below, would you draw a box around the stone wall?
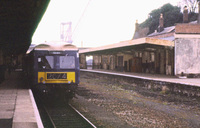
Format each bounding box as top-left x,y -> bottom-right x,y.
81,71 -> 200,97
175,38 -> 200,76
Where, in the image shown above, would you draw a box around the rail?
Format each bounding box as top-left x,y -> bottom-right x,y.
33,91 -> 96,128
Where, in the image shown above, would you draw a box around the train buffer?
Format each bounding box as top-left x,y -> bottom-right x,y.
0,71 -> 43,128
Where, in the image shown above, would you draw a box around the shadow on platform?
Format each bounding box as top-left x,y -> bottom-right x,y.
0,71 -> 30,89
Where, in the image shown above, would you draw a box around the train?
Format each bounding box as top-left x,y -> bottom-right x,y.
24,41 -> 80,99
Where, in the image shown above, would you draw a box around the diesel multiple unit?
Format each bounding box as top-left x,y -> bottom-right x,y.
24,42 -> 80,98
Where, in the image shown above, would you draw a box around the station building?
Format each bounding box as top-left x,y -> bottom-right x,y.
79,5 -> 200,77
79,37 -> 174,75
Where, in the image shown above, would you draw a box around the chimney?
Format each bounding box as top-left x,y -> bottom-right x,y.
135,20 -> 139,31
183,6 -> 188,23
198,1 -> 200,23
158,13 -> 164,32
132,20 -> 139,39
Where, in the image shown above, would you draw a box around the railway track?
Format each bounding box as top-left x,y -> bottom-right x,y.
33,92 -> 96,128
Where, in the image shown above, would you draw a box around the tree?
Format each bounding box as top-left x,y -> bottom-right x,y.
178,0 -> 199,13
140,3 -> 182,34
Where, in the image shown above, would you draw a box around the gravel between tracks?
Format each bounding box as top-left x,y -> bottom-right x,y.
70,72 -> 200,128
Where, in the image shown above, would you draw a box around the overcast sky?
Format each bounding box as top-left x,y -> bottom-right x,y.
32,0 -> 181,47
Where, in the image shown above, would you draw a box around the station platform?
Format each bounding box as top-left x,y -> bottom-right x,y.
81,69 -> 200,87
0,71 -> 43,128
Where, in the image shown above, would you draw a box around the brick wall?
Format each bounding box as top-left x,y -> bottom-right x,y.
175,24 -> 200,34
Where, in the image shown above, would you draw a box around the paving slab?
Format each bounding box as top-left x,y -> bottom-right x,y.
0,72 -> 43,128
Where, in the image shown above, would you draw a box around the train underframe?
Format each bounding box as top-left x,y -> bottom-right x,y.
33,83 -> 78,100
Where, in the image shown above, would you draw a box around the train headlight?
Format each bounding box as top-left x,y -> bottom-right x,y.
68,81 -> 71,84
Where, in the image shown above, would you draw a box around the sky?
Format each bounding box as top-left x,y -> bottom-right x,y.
32,0 -> 181,48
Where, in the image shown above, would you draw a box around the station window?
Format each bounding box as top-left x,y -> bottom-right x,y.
135,52 -> 139,57
150,52 -> 155,62
139,52 -> 142,57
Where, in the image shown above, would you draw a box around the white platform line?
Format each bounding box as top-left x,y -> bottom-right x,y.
29,90 -> 44,128
81,69 -> 200,87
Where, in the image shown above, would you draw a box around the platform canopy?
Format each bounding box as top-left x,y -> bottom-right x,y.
0,0 -> 50,55
79,37 -> 174,55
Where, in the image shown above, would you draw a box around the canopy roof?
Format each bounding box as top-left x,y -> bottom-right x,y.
79,37 -> 174,54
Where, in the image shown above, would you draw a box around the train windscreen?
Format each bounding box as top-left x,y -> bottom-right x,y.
38,55 -> 75,69
60,55 -> 75,69
38,56 -> 54,69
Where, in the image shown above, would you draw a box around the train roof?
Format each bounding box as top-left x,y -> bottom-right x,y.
34,41 -> 78,51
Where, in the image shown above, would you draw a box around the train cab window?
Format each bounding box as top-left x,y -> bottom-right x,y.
60,55 -> 75,69
38,56 -> 54,69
